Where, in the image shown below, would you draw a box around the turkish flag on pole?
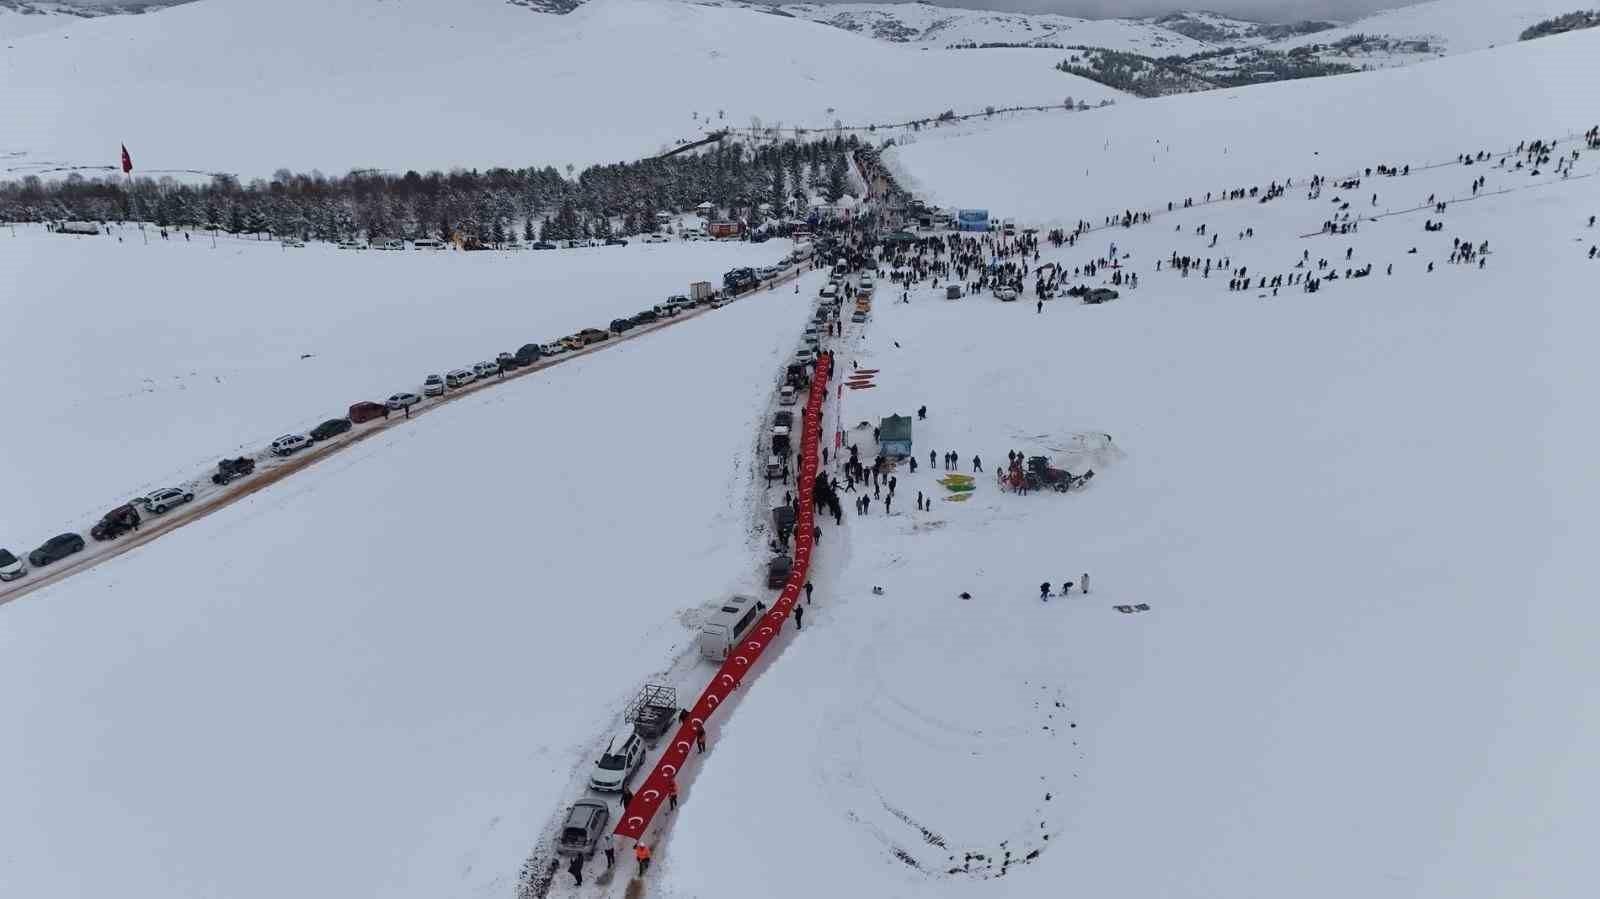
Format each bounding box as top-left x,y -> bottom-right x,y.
120,144 -> 132,174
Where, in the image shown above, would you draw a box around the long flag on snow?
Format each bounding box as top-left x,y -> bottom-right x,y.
120,144 -> 132,174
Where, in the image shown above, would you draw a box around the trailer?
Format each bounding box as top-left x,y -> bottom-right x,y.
625,683 -> 680,745
690,281 -> 713,303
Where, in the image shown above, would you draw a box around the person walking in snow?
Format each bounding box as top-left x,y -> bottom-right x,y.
794,604 -> 804,630
568,855 -> 584,886
635,842 -> 652,876
972,455 -> 982,472
1081,572 -> 1090,595
1061,580 -> 1074,596
1040,581 -> 1052,601
601,833 -> 616,869
694,720 -> 706,753
667,778 -> 678,810
621,786 -> 634,811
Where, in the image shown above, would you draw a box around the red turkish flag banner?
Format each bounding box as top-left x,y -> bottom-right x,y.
120,144 -> 132,174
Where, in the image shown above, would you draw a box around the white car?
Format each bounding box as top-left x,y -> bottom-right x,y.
995,287 -> 1018,302
473,361 -> 499,380
386,392 -> 422,410
141,487 -> 195,514
423,374 -> 446,397
819,284 -> 838,300
270,434 -> 312,456
589,729 -> 646,792
0,548 -> 27,582
540,342 -> 568,357
779,386 -> 797,406
860,272 -> 875,287
642,233 -> 672,244
445,369 -> 475,388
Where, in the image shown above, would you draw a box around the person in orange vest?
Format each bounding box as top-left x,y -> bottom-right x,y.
667,777 -> 679,810
634,840 -> 652,876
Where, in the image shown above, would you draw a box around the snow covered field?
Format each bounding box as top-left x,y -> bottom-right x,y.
6,4 -> 1600,898
664,128 -> 1600,899
0,0 -> 1118,179
0,228 -> 789,545
888,26 -> 1600,227
1271,0 -> 1585,56
0,259 -> 825,899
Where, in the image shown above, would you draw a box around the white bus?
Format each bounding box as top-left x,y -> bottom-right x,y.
699,595 -> 767,661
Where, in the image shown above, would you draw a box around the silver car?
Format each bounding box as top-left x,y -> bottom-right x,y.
556,800 -> 609,857
141,487 -> 195,514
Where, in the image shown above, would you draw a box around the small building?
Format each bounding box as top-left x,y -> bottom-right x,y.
695,201 -> 716,216
878,414 -> 913,458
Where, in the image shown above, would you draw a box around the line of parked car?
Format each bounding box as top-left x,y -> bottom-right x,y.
3,255 -> 807,590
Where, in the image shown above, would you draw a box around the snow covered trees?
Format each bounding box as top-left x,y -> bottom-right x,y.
0,136 -> 864,242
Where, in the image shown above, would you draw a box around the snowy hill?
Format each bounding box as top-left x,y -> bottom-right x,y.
0,0 -> 1118,179
0,0 -> 188,38
1266,0 -> 1590,64
704,1 -> 1219,54
890,25 -> 1600,222
5,4 -> 1600,899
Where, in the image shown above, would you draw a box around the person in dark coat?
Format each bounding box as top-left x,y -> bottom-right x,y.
694,721 -> 706,753
805,581 -> 814,604
1040,582 -> 1051,601
568,855 -> 583,886
794,605 -> 804,629
621,786 -> 634,811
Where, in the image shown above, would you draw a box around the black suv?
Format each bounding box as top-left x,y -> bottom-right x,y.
632,309 -> 659,325
610,318 -> 635,333
30,533 -> 86,568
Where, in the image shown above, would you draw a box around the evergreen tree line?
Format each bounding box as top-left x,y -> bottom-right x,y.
1519,10 -> 1600,41
0,135 -> 861,244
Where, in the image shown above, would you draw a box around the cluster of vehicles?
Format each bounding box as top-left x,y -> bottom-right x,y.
1,483 -> 200,581
555,683 -> 681,858
548,246 -> 831,860
5,247 -> 806,591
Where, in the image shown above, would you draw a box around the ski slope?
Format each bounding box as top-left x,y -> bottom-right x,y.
662,111 -> 1600,899
889,27 -> 1600,226
0,0 -> 1118,179
0,228 -> 791,544
0,261 -> 825,899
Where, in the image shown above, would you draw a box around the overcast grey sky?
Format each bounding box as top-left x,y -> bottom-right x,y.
806,0 -> 1408,24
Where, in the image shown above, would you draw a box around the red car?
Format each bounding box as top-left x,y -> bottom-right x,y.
348,401 -> 389,424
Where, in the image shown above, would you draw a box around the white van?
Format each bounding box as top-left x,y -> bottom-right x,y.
700,595 -> 767,661
779,385 -> 797,406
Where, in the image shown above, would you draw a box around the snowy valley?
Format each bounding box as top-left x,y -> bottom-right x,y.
3,2 -> 1600,899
